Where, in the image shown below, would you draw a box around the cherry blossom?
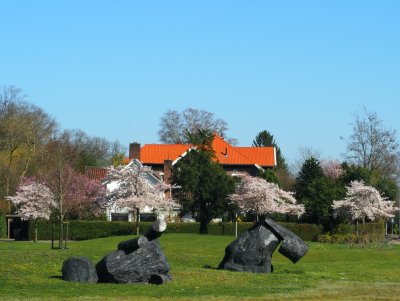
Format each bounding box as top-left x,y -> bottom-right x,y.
101,164 -> 178,219
6,181 -> 56,221
229,175 -> 305,218
332,180 -> 397,222
6,181 -> 56,242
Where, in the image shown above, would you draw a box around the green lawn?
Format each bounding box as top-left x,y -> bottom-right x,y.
1,234 -> 400,300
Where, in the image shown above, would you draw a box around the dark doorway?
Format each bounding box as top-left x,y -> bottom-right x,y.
7,216 -> 29,240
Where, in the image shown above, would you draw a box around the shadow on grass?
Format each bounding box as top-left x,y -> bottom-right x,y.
276,269 -> 305,274
202,265 -> 218,270
203,265 -> 305,275
49,275 -> 63,280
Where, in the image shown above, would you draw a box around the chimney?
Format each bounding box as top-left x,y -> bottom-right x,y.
163,160 -> 173,184
129,142 -> 141,161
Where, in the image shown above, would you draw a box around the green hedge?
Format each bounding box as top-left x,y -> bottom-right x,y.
29,220 -> 144,241
0,211 -> 6,238
278,222 -> 322,242
333,222 -> 385,235
29,220 -> 322,242
319,222 -> 385,244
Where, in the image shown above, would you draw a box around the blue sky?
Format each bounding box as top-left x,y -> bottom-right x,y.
1,1 -> 399,166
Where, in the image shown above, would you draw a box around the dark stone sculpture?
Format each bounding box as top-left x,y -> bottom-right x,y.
96,218 -> 172,284
218,217 -> 308,273
61,219 -> 171,285
62,256 -> 98,283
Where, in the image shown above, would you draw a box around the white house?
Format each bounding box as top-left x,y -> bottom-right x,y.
86,159 -> 174,222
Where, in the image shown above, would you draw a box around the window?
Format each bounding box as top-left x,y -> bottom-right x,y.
111,213 -> 129,221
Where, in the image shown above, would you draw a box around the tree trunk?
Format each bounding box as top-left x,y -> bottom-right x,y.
59,215 -> 64,248
34,219 -> 38,243
199,200 -> 208,234
5,174 -> 11,213
199,218 -> 208,234
19,156 -> 31,185
136,208 -> 140,235
355,220 -> 359,236
58,158 -> 64,249
5,148 -> 17,213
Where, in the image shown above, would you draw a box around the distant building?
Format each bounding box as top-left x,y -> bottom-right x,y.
85,159 -> 165,222
128,133 -> 276,183
85,133 -> 276,221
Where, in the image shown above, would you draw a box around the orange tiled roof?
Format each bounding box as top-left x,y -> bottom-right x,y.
139,134 -> 276,167
141,144 -> 192,164
211,134 -> 256,165
234,146 -> 275,167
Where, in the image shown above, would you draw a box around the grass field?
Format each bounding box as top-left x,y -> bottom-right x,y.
1,234 -> 400,300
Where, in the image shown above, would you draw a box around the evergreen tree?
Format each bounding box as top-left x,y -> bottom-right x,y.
294,157 -> 345,226
172,130 -> 235,234
258,169 -> 280,185
294,157 -> 324,201
253,130 -> 288,171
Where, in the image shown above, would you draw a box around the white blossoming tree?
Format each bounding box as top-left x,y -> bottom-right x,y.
332,180 -> 397,224
229,175 -> 305,220
101,164 -> 177,234
6,180 -> 56,242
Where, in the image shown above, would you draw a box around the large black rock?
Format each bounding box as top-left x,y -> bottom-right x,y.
218,218 -> 308,273
95,219 -> 171,284
62,256 -> 98,283
60,219 -> 171,285
263,218 -> 309,263
96,239 -> 171,284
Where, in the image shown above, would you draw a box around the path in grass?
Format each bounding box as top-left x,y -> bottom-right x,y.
1,233 -> 400,300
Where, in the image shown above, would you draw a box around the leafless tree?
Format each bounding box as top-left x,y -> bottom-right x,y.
344,109 -> 400,179
158,108 -> 237,145
158,109 -> 184,144
291,146 -> 322,176
0,86 -> 57,209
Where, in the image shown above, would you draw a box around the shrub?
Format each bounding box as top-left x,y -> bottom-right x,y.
28,220 -> 321,241
318,233 -> 385,244
279,222 -> 322,242
333,222 -> 385,236
319,222 -> 385,244
203,222 -> 322,241
0,211 -> 6,238
29,220 -> 154,241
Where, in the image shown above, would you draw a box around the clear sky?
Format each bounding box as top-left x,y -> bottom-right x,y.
1,1 -> 399,166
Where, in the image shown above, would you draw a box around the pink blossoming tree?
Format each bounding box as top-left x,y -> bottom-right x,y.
62,171 -> 106,220
332,180 -> 397,224
41,165 -> 106,247
229,175 -> 305,220
6,180 -> 56,242
43,165 -> 106,220
321,160 -> 344,179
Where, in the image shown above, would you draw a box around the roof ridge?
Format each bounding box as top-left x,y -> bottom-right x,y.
235,146 -> 274,149
212,134 -> 257,166
142,143 -> 192,147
